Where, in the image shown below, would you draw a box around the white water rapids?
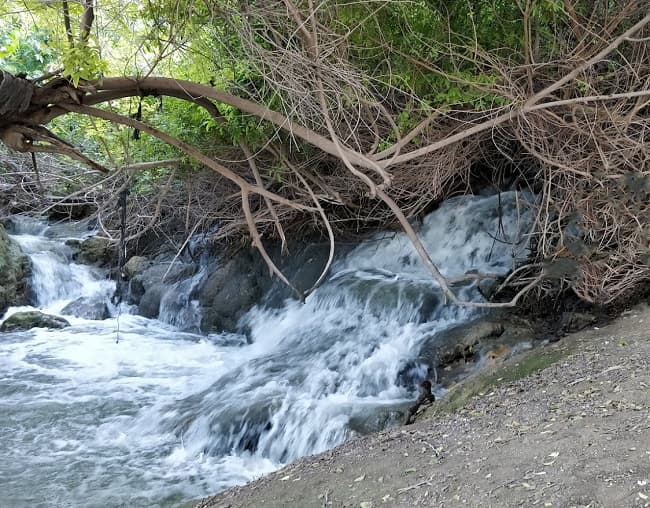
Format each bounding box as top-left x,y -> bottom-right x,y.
0,192 -> 533,507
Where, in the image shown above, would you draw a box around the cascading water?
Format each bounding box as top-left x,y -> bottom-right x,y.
158,267 -> 206,332
0,192 -> 534,507
7,218 -> 115,313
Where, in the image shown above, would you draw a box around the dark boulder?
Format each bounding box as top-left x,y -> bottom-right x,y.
478,277 -> 500,300
418,319 -> 505,368
263,242 -> 350,307
61,297 -> 111,320
197,252 -> 265,333
138,283 -> 166,319
123,256 -> 151,279
1,311 -> 69,332
129,262 -> 197,308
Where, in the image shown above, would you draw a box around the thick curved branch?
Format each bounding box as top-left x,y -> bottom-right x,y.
57,103 -> 315,212
33,76 -> 377,184
4,124 -> 109,173
91,77 -> 376,170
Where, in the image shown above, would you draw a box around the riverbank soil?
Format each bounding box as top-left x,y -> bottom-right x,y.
197,303 -> 650,507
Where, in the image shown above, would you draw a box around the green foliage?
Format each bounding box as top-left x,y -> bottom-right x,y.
61,38 -> 108,86
0,19 -> 57,76
61,38 -> 109,86
0,0 -> 626,183
267,164 -> 287,184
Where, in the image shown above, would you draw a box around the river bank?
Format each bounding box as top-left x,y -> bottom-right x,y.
198,303 -> 650,507
2,195 -> 646,507
0,193 -> 544,507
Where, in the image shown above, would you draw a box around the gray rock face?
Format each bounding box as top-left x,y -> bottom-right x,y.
262,242 -> 344,306
73,236 -> 113,267
128,262 -> 197,307
138,283 -> 167,319
198,251 -> 266,333
126,241 -> 338,333
123,256 -> 151,279
124,261 -> 198,321
0,224 -> 31,315
166,241 -> 339,333
478,277 -> 500,300
1,311 -> 70,332
61,297 -> 111,320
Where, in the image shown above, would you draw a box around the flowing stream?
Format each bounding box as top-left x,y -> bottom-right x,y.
0,192 -> 533,507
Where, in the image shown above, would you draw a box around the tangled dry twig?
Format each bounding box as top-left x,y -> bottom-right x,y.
0,1 -> 648,307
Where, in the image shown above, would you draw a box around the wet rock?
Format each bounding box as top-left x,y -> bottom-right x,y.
129,262 -> 197,307
0,224 -> 32,315
1,311 -> 70,332
207,333 -> 250,348
263,243 -> 333,304
65,239 -> 81,250
561,311 -> 597,333
138,283 -> 166,319
61,297 -> 110,320
193,240 -> 343,332
418,319 -> 505,368
349,405 -> 410,435
478,277 -> 500,300
198,252 -> 265,333
483,344 -> 513,367
263,241 -> 360,305
123,256 -> 151,279
73,236 -> 114,267
137,263 -> 196,291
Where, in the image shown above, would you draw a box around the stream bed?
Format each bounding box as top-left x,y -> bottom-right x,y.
0,192 -> 533,507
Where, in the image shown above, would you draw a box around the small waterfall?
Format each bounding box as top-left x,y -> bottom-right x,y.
0,191 -> 534,507
7,217 -> 115,314
158,191 -> 534,466
158,267 -> 205,332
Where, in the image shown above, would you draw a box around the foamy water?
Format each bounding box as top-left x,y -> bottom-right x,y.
0,192 -> 533,507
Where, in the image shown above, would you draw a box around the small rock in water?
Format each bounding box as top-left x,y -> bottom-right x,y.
73,236 -> 113,267
61,297 -> 110,320
0,310 -> 70,332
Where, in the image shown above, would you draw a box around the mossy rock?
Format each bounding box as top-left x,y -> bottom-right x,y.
0,311 -> 70,332
422,340 -> 576,420
73,236 -> 114,266
0,224 -> 31,315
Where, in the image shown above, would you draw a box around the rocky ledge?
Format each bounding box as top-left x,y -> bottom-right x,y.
1,310 -> 70,332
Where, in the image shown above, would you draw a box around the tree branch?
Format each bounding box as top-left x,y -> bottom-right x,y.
62,0 -> 74,47
78,0 -> 95,44
58,103 -> 316,211
385,12 -> 650,167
